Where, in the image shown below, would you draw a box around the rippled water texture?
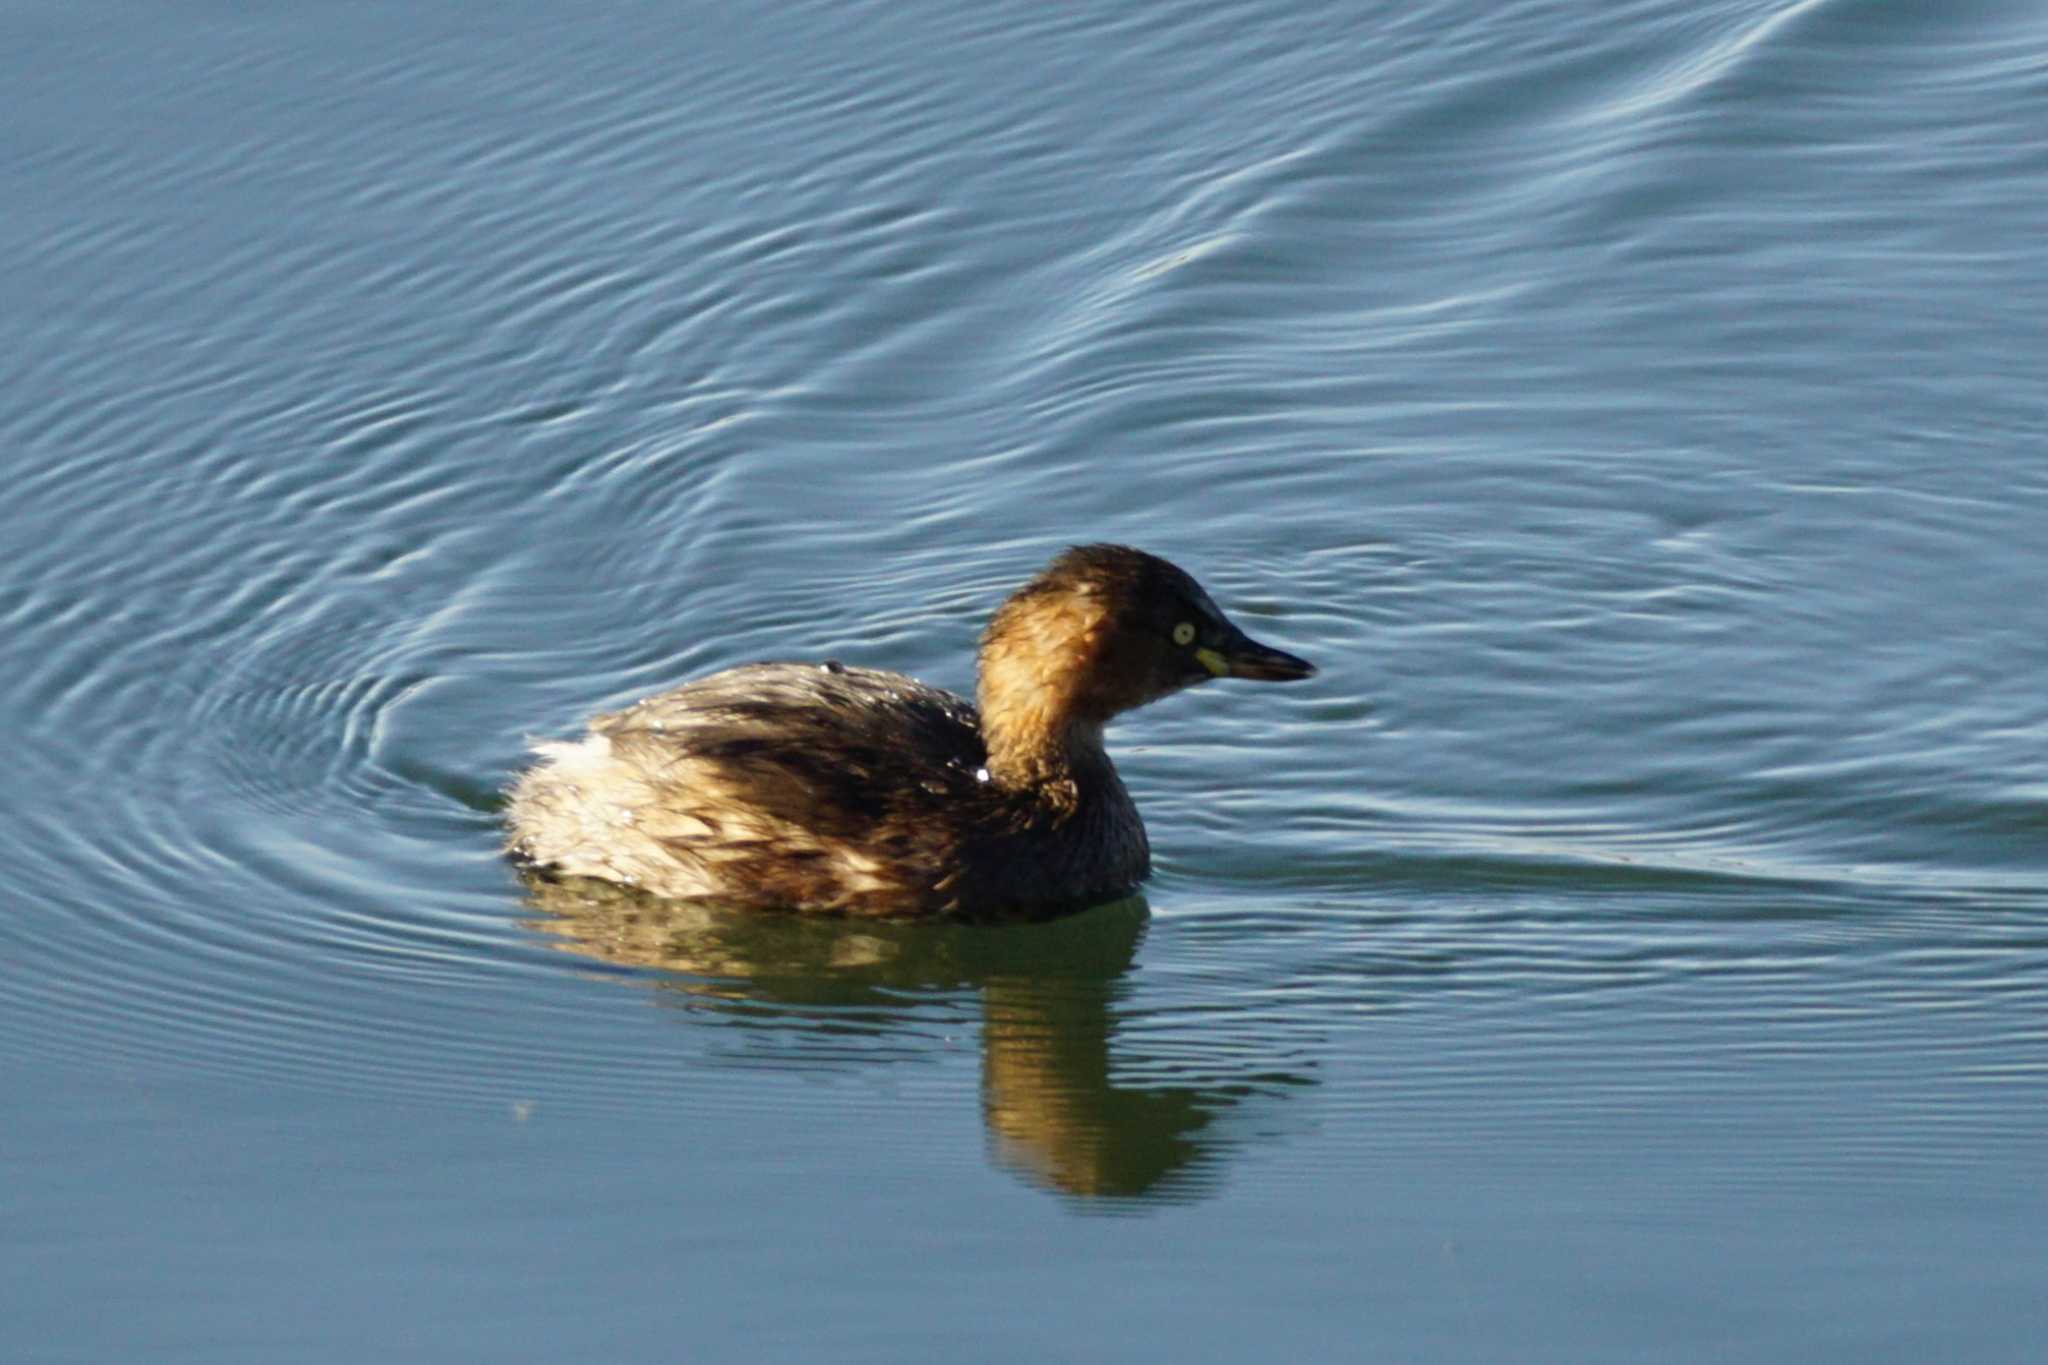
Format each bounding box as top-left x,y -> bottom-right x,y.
5,0 -> 2047,1359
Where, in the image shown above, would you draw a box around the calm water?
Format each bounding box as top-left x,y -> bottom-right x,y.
6,0 -> 2047,1358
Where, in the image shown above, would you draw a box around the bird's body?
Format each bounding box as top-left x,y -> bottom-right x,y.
505,545 -> 1313,917
507,662 -> 1146,916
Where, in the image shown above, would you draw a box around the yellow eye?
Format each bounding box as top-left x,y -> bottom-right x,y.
1172,621 -> 1196,646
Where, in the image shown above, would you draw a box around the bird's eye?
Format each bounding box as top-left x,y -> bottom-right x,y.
1172,621 -> 1196,646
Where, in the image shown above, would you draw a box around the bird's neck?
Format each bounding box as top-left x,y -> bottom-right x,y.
978,661 -> 1116,814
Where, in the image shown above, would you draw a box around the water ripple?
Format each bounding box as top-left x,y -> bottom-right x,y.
1,0 -> 2044,1176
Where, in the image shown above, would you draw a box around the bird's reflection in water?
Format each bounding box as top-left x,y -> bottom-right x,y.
521,877 -> 1312,1202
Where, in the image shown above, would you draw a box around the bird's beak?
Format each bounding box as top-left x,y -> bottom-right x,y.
1195,626 -> 1317,682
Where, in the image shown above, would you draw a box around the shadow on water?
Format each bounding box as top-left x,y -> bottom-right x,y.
519,879 -> 1314,1204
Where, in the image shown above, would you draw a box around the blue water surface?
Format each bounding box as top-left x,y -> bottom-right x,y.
4,0 -> 2046,1360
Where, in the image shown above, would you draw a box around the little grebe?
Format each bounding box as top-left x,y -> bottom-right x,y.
505,544 -> 1314,917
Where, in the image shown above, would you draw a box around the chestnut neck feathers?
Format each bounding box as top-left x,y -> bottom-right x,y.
974,546 -> 1190,796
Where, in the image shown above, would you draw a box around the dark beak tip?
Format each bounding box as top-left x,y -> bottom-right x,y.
1230,646 -> 1317,682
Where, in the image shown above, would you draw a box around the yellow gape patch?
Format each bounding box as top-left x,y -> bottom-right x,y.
1194,647 -> 1228,677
